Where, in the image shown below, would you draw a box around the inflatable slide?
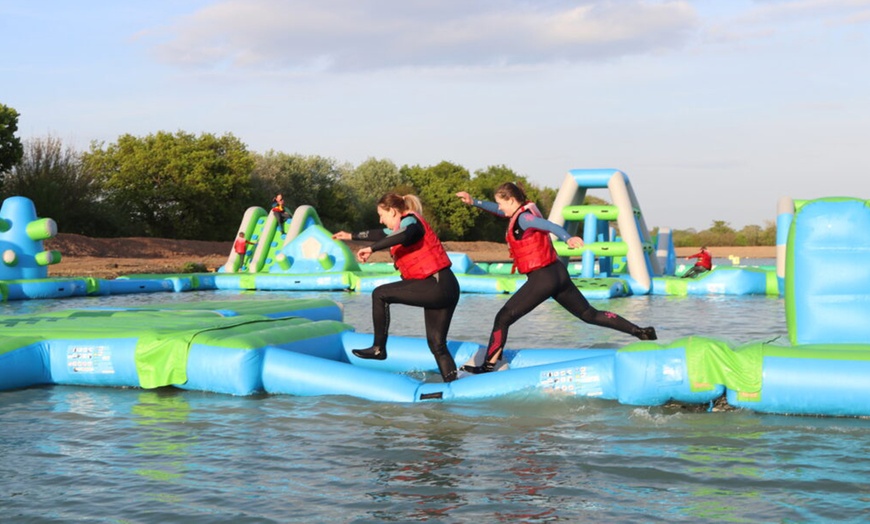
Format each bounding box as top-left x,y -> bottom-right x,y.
222,204 -> 326,273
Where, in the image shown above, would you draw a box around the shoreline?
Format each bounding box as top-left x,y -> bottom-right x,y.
43,233 -> 777,279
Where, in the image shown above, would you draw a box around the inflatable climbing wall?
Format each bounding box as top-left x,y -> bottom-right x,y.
785,197 -> 870,345
547,168 -> 663,293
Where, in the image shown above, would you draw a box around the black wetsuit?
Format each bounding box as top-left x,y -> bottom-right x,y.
353,218 -> 460,382
482,209 -> 648,363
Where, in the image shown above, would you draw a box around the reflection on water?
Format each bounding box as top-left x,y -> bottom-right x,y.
0,290 -> 863,522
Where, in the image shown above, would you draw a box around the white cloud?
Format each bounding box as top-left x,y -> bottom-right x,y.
149,0 -> 699,73
746,0 -> 870,23
695,0 -> 870,52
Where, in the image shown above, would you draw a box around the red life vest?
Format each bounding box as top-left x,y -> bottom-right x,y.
390,213 -> 452,279
691,250 -> 713,270
506,202 -> 558,274
234,237 -> 248,255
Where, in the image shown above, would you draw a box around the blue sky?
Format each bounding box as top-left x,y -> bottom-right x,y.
2,0 -> 868,231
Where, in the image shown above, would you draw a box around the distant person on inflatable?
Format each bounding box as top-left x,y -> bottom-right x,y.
270,193 -> 290,231
233,232 -> 255,257
682,246 -> 712,279
455,182 -> 657,374
332,193 -> 460,383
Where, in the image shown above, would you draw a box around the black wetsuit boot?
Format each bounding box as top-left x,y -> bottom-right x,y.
632,327 -> 658,340
433,350 -> 458,382
352,346 -> 387,360
461,361 -> 495,374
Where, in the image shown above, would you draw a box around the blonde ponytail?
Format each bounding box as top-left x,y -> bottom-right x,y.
403,194 -> 423,214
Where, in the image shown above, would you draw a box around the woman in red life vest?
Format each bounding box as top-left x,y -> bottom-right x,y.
456,182 -> 657,374
682,246 -> 712,278
332,193 -> 460,382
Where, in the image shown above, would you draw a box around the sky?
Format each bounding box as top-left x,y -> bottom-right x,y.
2,0 -> 869,231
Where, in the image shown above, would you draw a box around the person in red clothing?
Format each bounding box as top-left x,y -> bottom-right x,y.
233,232 -> 254,256
332,193 -> 460,382
270,193 -> 290,231
456,182 -> 657,374
682,246 -> 712,279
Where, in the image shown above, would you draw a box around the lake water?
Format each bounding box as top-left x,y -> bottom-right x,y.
2,289 -> 869,523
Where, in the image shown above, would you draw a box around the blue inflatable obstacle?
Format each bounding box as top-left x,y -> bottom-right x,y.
1,293 -> 869,415
722,197 -> 870,416
0,299 -> 349,395
650,266 -> 778,296
784,197 -> 870,345
0,196 -> 70,300
0,297 -> 720,404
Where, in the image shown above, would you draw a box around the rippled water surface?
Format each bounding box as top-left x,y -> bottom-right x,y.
2,290 -> 869,523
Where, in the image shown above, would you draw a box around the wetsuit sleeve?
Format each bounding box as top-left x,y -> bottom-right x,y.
516,212 -> 572,241
471,199 -> 506,218
351,229 -> 389,241
369,216 -> 425,252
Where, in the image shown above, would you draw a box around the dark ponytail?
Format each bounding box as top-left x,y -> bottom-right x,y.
494,182 -> 527,203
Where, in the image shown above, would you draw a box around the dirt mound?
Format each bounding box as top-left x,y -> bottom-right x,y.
41,234 -> 512,279
45,233 -> 229,258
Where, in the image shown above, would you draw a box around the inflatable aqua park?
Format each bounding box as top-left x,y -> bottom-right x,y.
0,169 -> 779,302
1,195 -> 869,416
207,169 -> 778,297
96,169 -> 771,298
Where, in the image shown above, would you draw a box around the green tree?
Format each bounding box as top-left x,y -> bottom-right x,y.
705,220 -> 737,246
759,220 -> 777,246
671,219 -> 776,247
3,136 -> 121,236
341,157 -> 405,229
401,161 -> 475,240
462,165 -> 555,241
82,131 -> 254,240
736,224 -> 762,246
249,151 -> 355,231
463,165 -> 519,241
0,103 -> 24,176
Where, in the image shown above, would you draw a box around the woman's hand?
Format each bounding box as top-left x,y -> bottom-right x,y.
567,236 -> 584,249
455,191 -> 472,205
332,231 -> 351,240
356,247 -> 373,263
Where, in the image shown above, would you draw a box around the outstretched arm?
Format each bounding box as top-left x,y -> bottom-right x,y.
368,218 -> 424,252
455,191 -> 504,217
332,229 -> 389,242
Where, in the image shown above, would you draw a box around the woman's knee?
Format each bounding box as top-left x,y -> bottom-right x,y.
426,336 -> 449,355
372,286 -> 393,304
579,307 -> 600,323
491,309 -> 518,333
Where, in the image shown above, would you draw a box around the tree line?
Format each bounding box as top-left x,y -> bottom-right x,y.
0,104 -> 774,245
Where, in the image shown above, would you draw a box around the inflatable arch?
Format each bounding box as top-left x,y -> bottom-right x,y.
547,169 -> 667,294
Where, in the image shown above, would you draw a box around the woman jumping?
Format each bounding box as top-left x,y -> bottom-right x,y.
332,193 -> 460,382
456,182 -> 657,374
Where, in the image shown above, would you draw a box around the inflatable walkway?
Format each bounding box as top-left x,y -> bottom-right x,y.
2,297 -> 870,415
